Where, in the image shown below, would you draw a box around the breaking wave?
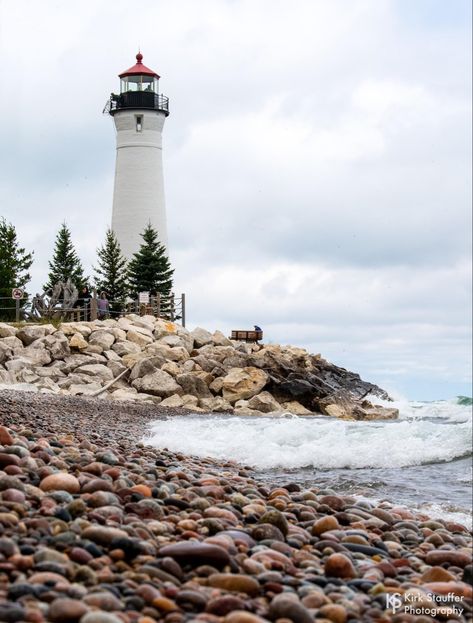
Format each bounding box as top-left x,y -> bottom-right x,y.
145,398 -> 472,470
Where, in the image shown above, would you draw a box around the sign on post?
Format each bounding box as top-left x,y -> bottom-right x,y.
139,291 -> 150,304
11,287 -> 24,323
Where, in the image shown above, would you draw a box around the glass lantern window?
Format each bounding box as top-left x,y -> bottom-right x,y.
120,75 -> 157,93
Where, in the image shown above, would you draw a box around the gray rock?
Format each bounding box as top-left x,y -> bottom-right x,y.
132,369 -> 183,397
40,332 -> 70,359
191,327 -> 213,348
106,360 -> 127,378
63,354 -> 106,372
1,336 -> 23,350
129,356 -> 165,381
176,372 -> 212,398
89,330 -> 115,350
248,391 -> 282,413
111,341 -> 141,357
5,357 -> 37,372
0,323 -> 16,338
0,342 -> 11,364
16,324 -> 56,345
76,364 -> 114,382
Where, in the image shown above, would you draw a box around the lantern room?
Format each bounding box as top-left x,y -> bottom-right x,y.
104,52 -> 169,116
119,52 -> 160,93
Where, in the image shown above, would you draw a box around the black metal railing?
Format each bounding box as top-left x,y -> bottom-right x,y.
104,91 -> 170,116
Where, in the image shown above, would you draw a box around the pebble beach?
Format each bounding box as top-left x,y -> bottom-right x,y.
0,390 -> 471,623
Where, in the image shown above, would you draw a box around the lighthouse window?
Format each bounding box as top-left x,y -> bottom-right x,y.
136,115 -> 143,132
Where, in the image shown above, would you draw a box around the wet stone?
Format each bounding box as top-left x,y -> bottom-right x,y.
324,553 -> 358,579
0,603 -> 25,623
208,573 -> 260,596
268,594 -> 313,623
159,542 -> 231,568
48,598 -> 89,622
40,473 -> 80,493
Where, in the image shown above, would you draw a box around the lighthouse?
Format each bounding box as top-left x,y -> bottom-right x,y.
105,52 -> 170,259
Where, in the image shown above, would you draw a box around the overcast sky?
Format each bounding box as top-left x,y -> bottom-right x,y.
0,0 -> 471,400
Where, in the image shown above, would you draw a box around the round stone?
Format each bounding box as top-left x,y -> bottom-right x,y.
208,573 -> 260,596
312,515 -> 340,536
0,426 -> 14,445
318,604 -> 347,623
49,598 -> 88,622
79,613 -> 123,623
40,473 -> 80,494
324,553 -> 358,579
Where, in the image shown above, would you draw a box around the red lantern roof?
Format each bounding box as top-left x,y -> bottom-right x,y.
119,52 -> 160,79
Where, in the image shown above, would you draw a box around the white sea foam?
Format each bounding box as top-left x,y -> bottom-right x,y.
145,399 -> 472,470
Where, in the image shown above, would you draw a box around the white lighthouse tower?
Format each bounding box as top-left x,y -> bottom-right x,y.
105,52 -> 170,259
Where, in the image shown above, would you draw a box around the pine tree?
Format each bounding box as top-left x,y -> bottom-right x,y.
0,218 -> 34,320
44,223 -> 87,291
127,224 -> 174,300
93,229 -> 129,302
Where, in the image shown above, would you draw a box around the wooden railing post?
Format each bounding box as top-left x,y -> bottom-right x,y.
181,293 -> 186,327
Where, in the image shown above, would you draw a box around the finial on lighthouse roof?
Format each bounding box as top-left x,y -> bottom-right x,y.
119,51 -> 160,79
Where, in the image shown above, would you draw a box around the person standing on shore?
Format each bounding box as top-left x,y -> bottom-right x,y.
78,286 -> 91,321
97,292 -> 109,319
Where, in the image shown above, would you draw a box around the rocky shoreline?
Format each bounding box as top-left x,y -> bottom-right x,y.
0,391 -> 471,623
0,317 -> 397,421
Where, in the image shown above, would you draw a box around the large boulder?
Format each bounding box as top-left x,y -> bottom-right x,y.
1,336 -> 23,350
5,357 -> 37,372
132,369 -> 184,398
154,319 -> 179,339
76,364 -> 114,383
0,323 -> 16,338
129,356 -> 165,381
106,360 -> 128,378
112,341 -> 141,357
0,369 -> 14,383
158,335 -> 184,348
199,396 -> 233,412
63,354 -> 106,372
22,346 -> 52,366
0,342 -> 11,364
161,361 -> 181,377
17,324 -> 56,345
146,343 -> 189,362
60,322 -> 93,337
160,394 -> 185,408
212,330 -> 234,347
176,373 -> 212,398
127,329 -> 154,348
318,395 -> 398,421
282,401 -> 312,415
89,330 -> 115,351
40,332 -> 70,360
69,333 -> 88,350
248,391 -> 282,413
191,327 -> 213,348
222,367 -> 269,404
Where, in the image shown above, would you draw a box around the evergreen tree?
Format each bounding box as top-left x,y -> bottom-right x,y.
127,224 -> 174,300
93,229 -> 129,302
44,223 -> 87,291
0,218 -> 34,320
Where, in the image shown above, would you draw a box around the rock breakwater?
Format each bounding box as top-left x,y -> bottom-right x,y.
0,317 -> 396,420
0,392 -> 471,622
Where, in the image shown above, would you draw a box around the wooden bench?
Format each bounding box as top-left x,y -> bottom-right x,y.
230,329 -> 263,343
